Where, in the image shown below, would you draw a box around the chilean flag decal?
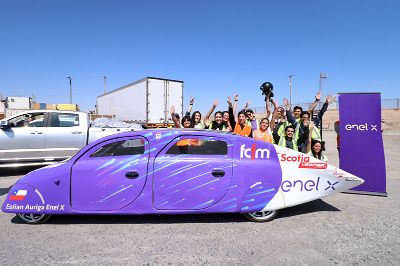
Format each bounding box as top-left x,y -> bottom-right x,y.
10,190 -> 28,201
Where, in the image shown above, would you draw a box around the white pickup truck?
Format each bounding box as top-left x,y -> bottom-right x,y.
0,110 -> 141,168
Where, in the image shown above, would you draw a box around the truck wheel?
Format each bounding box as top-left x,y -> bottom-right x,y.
16,214 -> 51,224
243,210 -> 278,222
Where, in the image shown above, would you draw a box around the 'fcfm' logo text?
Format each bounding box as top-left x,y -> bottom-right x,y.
240,144 -> 270,160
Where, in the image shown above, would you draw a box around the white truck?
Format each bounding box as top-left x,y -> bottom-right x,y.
0,110 -> 141,168
4,96 -> 33,109
96,77 -> 184,125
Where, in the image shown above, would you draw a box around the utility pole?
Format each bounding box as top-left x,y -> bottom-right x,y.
319,72 -> 327,100
67,77 -> 72,104
103,76 -> 107,94
288,74 -> 294,107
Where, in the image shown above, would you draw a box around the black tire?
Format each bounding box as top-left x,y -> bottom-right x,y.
243,210 -> 278,222
16,214 -> 52,224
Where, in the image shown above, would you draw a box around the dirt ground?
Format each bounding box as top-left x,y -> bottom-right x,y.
256,109 -> 400,131
321,109 -> 400,131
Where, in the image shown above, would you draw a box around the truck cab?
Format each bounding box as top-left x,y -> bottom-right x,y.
0,110 -> 89,167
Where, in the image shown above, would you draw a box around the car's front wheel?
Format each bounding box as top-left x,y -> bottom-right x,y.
243,210 -> 278,222
16,214 -> 51,224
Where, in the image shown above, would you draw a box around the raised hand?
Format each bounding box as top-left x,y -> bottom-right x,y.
315,91 -> 321,101
234,94 -> 239,101
326,95 -> 333,103
283,98 -> 289,107
170,106 -> 175,115
227,96 -> 232,106
189,97 -> 195,105
213,98 -> 218,106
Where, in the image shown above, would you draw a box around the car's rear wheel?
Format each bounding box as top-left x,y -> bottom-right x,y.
243,210 -> 278,222
16,214 -> 51,224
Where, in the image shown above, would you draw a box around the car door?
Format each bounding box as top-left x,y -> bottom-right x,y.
0,112 -> 46,163
153,135 -> 233,210
71,136 -> 149,211
45,112 -> 86,160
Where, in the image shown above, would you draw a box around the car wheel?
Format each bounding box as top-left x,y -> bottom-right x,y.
243,210 -> 278,222
16,214 -> 51,224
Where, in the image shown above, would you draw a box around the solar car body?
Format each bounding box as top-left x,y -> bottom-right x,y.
1,129 -> 364,223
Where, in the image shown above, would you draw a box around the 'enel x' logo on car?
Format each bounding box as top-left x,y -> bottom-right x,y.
324,181 -> 339,191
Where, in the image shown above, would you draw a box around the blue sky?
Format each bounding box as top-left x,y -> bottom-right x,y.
0,0 -> 399,112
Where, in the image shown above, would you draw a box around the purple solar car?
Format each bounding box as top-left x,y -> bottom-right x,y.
2,129 -> 364,224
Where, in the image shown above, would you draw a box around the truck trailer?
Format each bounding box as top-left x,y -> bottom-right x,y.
96,77 -> 184,125
4,97 -> 33,109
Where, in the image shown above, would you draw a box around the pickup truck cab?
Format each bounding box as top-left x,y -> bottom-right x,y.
0,110 -> 139,168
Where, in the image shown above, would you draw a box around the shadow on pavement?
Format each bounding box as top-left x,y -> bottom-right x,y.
12,213 -> 246,224
10,199 -> 339,225
278,199 -> 340,219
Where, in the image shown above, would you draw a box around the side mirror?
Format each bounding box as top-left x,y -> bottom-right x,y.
0,120 -> 10,129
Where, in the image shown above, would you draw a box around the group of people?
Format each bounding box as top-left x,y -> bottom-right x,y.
170,91 -> 332,162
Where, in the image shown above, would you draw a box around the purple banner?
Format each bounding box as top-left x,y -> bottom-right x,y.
339,93 -> 386,195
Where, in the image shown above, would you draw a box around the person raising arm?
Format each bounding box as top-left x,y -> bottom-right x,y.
203,98 -> 219,126
228,96 -> 252,137
170,106 -> 181,128
187,97 -> 195,115
308,91 -> 321,115
170,106 -> 193,128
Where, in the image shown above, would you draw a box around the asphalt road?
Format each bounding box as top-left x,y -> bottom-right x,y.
1,131 -> 399,265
